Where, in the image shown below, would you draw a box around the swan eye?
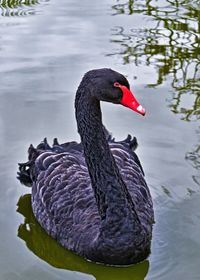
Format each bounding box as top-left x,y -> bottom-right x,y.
114,82 -> 121,88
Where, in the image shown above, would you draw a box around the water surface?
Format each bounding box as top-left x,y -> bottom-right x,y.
0,0 -> 199,279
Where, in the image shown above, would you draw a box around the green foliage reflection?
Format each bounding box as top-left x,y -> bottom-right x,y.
17,194 -> 149,280
0,0 -> 48,16
110,0 -> 200,121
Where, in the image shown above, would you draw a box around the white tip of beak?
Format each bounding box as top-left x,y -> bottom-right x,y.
137,105 -> 146,116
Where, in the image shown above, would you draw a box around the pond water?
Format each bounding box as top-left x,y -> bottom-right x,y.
0,0 -> 199,279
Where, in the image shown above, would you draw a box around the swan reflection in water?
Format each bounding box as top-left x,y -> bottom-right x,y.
17,194 -> 149,280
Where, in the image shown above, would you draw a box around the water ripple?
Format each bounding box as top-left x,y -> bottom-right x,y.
109,0 -> 200,122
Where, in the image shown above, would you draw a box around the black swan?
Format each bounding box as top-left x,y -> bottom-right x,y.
18,68 -> 154,265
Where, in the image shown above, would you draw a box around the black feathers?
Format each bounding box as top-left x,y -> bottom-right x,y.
17,69 -> 154,265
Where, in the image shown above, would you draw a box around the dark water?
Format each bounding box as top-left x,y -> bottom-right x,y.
0,0 -> 199,279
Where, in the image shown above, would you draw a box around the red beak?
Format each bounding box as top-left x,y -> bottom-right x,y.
117,84 -> 145,116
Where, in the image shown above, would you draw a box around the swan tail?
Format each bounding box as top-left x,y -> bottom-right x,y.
17,138 -> 82,186
17,144 -> 40,187
17,138 -> 57,186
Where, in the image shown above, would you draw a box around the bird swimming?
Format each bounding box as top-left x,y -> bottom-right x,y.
18,68 -> 154,265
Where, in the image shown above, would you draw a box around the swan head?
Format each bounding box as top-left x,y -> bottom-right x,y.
83,68 -> 145,116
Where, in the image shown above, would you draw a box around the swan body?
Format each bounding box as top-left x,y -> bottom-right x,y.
18,68 -> 154,265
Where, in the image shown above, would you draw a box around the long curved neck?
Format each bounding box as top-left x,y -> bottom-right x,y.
75,83 -> 140,226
